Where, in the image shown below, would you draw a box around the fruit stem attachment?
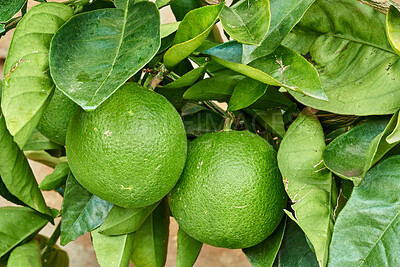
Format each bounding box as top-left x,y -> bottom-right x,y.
223,111 -> 235,131
147,64 -> 168,91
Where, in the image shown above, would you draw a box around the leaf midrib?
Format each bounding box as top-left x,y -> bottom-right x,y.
359,210 -> 400,266
229,6 -> 257,43
324,33 -> 396,55
88,2 -> 129,104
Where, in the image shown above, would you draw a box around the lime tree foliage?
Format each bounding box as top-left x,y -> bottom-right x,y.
1,0 -> 400,266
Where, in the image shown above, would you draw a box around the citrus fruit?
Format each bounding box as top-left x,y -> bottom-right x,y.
37,88 -> 78,145
169,130 -> 287,249
66,83 -> 187,208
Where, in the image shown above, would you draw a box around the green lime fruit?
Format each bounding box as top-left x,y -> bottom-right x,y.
66,83 -> 187,208
169,130 -> 287,249
38,88 -> 78,145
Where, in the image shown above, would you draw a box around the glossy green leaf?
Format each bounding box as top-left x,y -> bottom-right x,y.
228,78 -> 269,111
170,0 -> 202,21
60,173 -> 113,246
161,22 -> 181,38
219,0 -> 270,46
323,115 -> 400,185
243,217 -> 286,267
91,228 -> 134,267
131,199 -> 170,267
242,0 -> 316,64
39,162 -> 70,191
277,108 -> 336,267
0,113 -> 50,216
246,108 -> 285,138
164,4 -> 224,68
0,207 -> 48,258
98,201 -> 160,235
1,3 -> 73,148
22,129 -> 63,151
274,219 -> 318,267
329,155 -> 400,266
0,0 -> 27,23
163,63 -> 207,89
176,227 -> 202,267
206,44 -> 327,101
156,0 -> 171,9
7,240 -> 41,267
50,1 -> 160,110
284,0 -> 400,115
183,74 -> 244,102
387,5 -> 400,55
386,111 -> 400,143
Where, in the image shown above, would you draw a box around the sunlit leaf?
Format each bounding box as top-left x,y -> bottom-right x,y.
131,200 -> 170,267
220,0 -> 270,46
164,4 -> 224,68
277,108 -> 336,267
7,240 -> 41,267
176,227 -> 202,267
50,1 -> 160,110
98,201 -> 160,235
2,3 -> 73,148
284,0 -> 400,115
92,228 -> 133,267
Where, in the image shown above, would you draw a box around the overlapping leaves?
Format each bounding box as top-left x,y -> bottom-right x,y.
284,0 -> 400,115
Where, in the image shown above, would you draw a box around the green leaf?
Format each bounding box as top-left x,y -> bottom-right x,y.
163,63 -> 207,89
176,227 -> 202,267
1,3 -> 73,148
183,74 -> 244,102
329,155 -> 400,266
22,129 -> 63,151
42,246 -> 69,267
243,217 -> 286,267
131,199 -> 170,267
277,108 -> 336,267
242,0 -> 316,64
98,201 -> 160,235
60,173 -> 113,246
161,22 -> 181,38
164,4 -> 224,68
0,207 -> 48,258
0,113 -> 51,216
0,0 -> 27,23
205,44 -> 327,101
7,240 -> 41,267
50,1 -> 161,110
219,0 -> 270,46
182,109 -> 225,138
156,0 -> 171,9
170,0 -> 202,21
91,228 -> 134,267
274,219 -> 318,267
284,0 -> 400,115
0,177 -> 24,206
323,115 -> 400,185
39,162 -> 70,191
387,5 -> 400,55
246,108 -> 285,138
228,77 -> 269,111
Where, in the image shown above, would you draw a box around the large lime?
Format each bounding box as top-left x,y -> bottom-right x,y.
66,83 -> 187,208
169,130 -> 287,249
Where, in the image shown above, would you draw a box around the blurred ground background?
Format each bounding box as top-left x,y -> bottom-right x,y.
0,1 -> 250,266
